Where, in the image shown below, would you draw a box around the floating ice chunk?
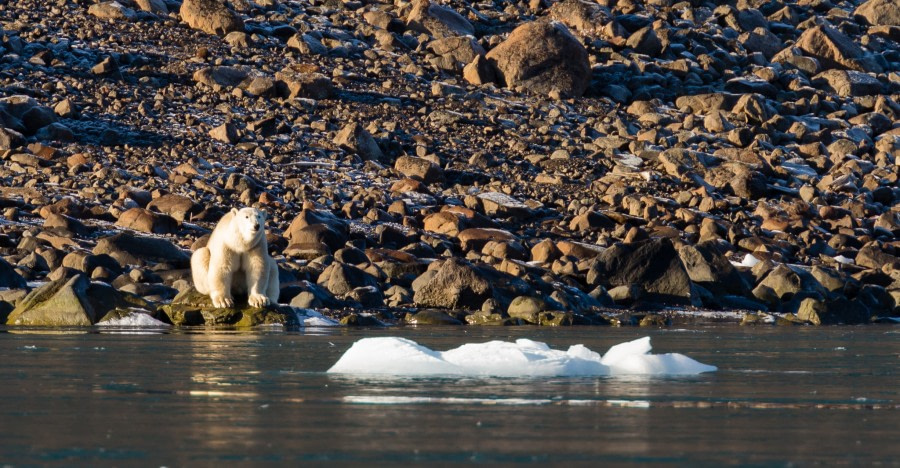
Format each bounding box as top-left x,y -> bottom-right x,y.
97,311 -> 170,328
328,337 -> 463,375
439,339 -> 608,377
606,352 -> 718,376
600,336 -> 652,366
327,336 -> 716,377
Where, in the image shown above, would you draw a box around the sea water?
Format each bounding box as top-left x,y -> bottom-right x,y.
0,325 -> 897,465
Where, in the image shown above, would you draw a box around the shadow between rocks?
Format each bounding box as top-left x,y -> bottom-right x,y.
62,117 -> 171,147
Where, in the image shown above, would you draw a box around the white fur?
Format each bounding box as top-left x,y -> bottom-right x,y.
191,207 -> 280,308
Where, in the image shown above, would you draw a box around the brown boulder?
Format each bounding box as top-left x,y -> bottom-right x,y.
288,223 -> 347,253
147,194 -> 200,223
854,0 -> 900,26
412,258 -> 492,309
794,25 -> 882,73
394,156 -> 443,183
180,0 -> 244,36
193,66 -> 249,91
856,243 -> 900,270
136,0 -> 168,14
406,0 -> 474,39
463,55 -> 496,85
457,228 -> 517,251
739,27 -> 782,59
548,0 -> 605,34
812,70 -> 883,97
334,122 -> 383,160
88,2 -> 136,20
428,37 -> 485,67
115,208 -> 179,235
423,211 -> 464,236
93,232 -> 190,267
485,21 -> 590,97
275,64 -> 334,100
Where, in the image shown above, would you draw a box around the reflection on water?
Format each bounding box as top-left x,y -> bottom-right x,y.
0,326 -> 897,464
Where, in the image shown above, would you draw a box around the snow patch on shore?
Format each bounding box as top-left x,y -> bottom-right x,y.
97,311 -> 171,328
291,308 -> 340,327
327,336 -> 716,377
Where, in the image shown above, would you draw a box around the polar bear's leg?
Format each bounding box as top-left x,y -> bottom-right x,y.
191,247 -> 211,295
244,251 -> 270,308
265,257 -> 280,305
209,249 -> 236,308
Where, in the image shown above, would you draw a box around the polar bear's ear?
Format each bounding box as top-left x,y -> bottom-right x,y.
230,208 -> 239,216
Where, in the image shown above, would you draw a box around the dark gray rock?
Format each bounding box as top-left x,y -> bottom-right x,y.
317,262 -> 379,296
587,238 -> 699,306
679,241 -> 752,297
797,297 -> 871,325
0,257 -> 27,289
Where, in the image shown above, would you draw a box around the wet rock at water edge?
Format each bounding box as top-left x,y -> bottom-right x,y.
159,287 -> 297,327
406,309 -> 463,325
6,274 -> 155,326
587,239 -> 700,307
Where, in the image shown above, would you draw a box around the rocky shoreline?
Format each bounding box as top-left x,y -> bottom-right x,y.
0,0 -> 897,328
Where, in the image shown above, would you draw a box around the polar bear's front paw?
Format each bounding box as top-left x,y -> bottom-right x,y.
248,293 -> 270,308
211,294 -> 234,308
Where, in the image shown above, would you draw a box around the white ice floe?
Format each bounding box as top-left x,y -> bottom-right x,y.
327,336 -> 716,377
96,311 -> 171,328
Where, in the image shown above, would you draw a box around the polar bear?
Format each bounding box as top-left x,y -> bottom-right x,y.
191,207 -> 280,308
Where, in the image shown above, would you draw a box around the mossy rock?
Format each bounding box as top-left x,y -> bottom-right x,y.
468,316 -> 525,326
159,287 -> 297,327
406,309 -> 463,325
775,314 -> 805,326
638,314 -> 669,327
539,311 -> 574,326
7,274 -> 154,326
339,312 -> 383,327
464,312 -> 505,325
740,312 -> 770,326
796,297 -> 870,325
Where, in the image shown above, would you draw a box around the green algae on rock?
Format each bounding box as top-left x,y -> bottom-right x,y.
7,274 -> 153,326
159,287 -> 297,327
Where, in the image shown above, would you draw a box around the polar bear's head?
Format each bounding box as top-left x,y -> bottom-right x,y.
232,207 -> 267,243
